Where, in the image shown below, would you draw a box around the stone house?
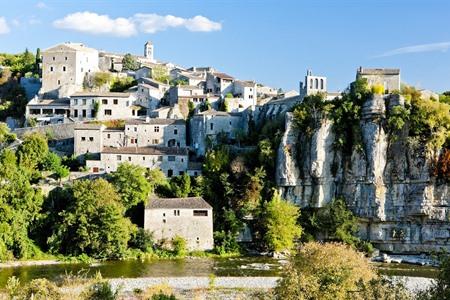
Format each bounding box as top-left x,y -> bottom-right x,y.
144,197 -> 214,251
356,67 -> 400,93
40,42 -> 99,98
26,98 -> 70,120
124,118 -> 186,148
86,146 -> 188,176
74,117 -> 186,156
136,82 -> 166,112
190,109 -> 245,156
70,92 -> 140,120
206,72 -> 234,96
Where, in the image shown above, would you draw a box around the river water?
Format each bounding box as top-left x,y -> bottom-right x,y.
0,257 -> 438,288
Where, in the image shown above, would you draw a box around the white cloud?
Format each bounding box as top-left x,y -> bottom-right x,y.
53,11 -> 222,37
0,17 -> 10,34
53,11 -> 137,37
134,13 -> 221,33
376,42 -> 450,58
36,2 -> 47,9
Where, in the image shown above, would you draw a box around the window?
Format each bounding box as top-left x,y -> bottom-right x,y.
167,169 -> 173,177
174,129 -> 178,135
163,213 -> 166,217
154,126 -> 160,132
210,123 -> 214,131
65,56 -> 68,61
168,156 -> 175,161
89,137 -> 94,142
173,210 -> 180,216
179,171 -> 184,175
143,156 -> 146,161
134,127 -> 137,132
113,99 -> 118,105
81,137 -> 86,141
104,109 -> 112,116
321,79 -> 324,89
152,139 -> 159,144
63,66 -> 66,72
82,99 -> 87,105
50,66 -> 54,72
315,78 -> 319,89
117,155 -> 122,161
193,210 -> 208,217
163,219 -> 166,223
74,110 -> 78,118
82,110 -> 86,118
52,56 -> 55,61
57,80 -> 61,85
107,134 -> 111,139
128,157 -> 132,161
102,99 -> 108,105
158,156 -> 163,161
73,99 -> 78,105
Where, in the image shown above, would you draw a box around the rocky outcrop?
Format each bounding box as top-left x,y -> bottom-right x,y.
276,94 -> 450,253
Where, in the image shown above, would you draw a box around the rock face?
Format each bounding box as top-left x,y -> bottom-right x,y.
276,94 -> 450,253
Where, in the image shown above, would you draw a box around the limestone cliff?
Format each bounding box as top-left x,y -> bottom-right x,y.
276,94 -> 450,253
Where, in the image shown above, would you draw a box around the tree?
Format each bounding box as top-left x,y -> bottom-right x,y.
169,173 -> 191,198
264,191 -> 302,252
35,48 -> 41,76
0,149 -> 43,260
122,53 -> 140,71
146,168 -> 170,195
17,132 -> 48,170
0,122 -> 16,149
48,179 -> 135,258
108,163 -> 151,210
275,242 -> 375,300
151,65 -> 170,83
417,255 -> 450,300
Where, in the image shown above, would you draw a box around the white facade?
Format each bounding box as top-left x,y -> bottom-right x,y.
144,41 -> 155,63
206,72 -> 234,96
124,118 -> 186,148
41,43 -> 99,98
144,197 -> 214,251
70,92 -> 139,120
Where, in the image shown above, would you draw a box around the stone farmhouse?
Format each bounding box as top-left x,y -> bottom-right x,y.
144,197 -> 214,251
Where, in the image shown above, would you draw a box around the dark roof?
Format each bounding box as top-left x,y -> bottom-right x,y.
146,197 -> 212,209
102,146 -> 188,156
213,72 -> 234,80
28,99 -> 70,107
357,67 -> 400,76
195,109 -> 242,117
235,80 -> 256,87
74,123 -> 103,130
125,118 -> 185,126
71,92 -> 131,98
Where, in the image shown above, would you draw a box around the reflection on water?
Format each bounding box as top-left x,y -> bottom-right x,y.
0,257 -> 438,287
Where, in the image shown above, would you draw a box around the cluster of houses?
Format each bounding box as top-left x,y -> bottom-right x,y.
17,40 -> 412,251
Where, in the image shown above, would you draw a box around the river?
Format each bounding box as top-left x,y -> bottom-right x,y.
0,257 -> 439,288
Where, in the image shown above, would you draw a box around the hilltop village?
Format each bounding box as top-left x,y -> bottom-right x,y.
1,40 -> 449,258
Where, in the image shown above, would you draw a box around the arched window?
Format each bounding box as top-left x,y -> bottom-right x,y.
315,78 -> 319,89
321,79 -> 324,89
310,79 -> 313,88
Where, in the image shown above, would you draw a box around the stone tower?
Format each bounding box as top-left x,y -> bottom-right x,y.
144,41 -> 154,62
299,69 -> 327,100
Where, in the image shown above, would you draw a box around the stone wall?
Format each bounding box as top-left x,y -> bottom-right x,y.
276,94 -> 450,254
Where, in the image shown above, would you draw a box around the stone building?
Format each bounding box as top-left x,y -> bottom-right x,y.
70,92 -> 140,120
206,72 -> 234,96
40,42 -> 99,98
356,67 -> 401,93
299,69 -> 327,99
86,146 -> 188,176
74,118 -> 186,157
124,118 -> 186,148
190,109 -> 245,156
144,197 -> 214,251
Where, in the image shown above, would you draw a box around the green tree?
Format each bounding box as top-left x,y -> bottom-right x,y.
122,53 -> 140,71
108,163 -> 151,210
146,168 -> 170,195
417,255 -> 450,300
0,122 -> 16,148
169,173 -> 191,198
151,65 -> 170,83
0,149 -> 43,260
17,132 -> 48,170
48,179 -> 135,258
274,242 -> 410,300
35,48 -> 41,75
264,191 -> 302,252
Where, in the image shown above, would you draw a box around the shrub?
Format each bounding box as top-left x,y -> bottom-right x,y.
371,84 -> 385,95
151,293 -> 178,300
213,230 -> 240,255
129,228 -> 154,252
82,281 -> 119,300
17,278 -> 62,300
172,235 -> 187,256
143,283 -> 175,300
274,242 -> 376,300
416,255 -> 450,300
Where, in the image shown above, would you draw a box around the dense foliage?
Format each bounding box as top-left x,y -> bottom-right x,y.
122,53 -> 140,71
47,179 -> 135,259
275,242 -> 411,300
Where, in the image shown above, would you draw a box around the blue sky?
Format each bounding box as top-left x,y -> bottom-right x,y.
0,0 -> 450,92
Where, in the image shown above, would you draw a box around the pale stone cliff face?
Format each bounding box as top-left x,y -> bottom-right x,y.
276,94 -> 450,253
